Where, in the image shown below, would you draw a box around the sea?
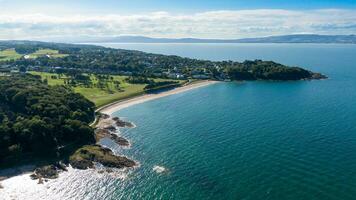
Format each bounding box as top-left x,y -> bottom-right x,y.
2,43 -> 356,200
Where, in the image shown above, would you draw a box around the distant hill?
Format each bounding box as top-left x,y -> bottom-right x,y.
235,34 -> 356,43
76,34 -> 356,44
73,36 -> 237,43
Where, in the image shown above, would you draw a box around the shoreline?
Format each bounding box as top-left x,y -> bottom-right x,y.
97,80 -> 218,116
0,80 -> 217,191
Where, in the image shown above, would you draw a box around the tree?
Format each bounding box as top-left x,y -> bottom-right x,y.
19,66 -> 27,73
0,74 -> 96,163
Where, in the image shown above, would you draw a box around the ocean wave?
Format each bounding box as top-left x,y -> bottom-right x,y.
152,165 -> 167,173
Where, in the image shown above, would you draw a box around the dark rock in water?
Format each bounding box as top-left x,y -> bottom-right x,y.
55,162 -> 68,172
35,165 -> 58,179
98,155 -> 135,168
30,163 -> 68,180
30,173 -> 38,180
311,73 -> 327,80
69,145 -> 136,170
32,165 -> 59,180
111,134 -> 130,146
104,125 -> 117,131
0,183 -> 3,189
70,158 -> 94,170
95,128 -> 111,141
112,117 -> 134,128
95,128 -> 130,146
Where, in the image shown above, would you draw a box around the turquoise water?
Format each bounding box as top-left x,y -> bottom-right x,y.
106,43 -> 356,200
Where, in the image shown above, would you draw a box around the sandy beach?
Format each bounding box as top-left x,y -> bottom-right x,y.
98,80 -> 218,116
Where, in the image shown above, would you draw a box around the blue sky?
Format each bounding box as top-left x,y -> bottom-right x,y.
2,0 -> 356,13
0,0 -> 356,40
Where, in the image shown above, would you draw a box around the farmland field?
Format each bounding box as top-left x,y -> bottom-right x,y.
0,49 -> 22,61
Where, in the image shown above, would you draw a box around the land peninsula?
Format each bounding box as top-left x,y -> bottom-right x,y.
0,41 -> 326,184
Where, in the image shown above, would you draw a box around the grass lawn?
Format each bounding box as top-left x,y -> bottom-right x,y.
0,48 -> 68,61
30,71 -> 185,108
75,84 -> 146,107
28,49 -> 68,59
0,49 -> 22,61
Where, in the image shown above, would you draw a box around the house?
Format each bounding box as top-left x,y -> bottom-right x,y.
176,74 -> 185,79
168,73 -> 185,79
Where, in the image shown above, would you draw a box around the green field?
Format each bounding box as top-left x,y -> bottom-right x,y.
0,49 -> 22,61
27,49 -> 68,59
0,48 -> 68,61
30,71 -> 186,107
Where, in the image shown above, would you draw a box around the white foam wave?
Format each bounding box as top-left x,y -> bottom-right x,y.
152,165 -> 166,173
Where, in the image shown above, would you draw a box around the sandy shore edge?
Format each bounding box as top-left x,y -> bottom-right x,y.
97,80 -> 218,116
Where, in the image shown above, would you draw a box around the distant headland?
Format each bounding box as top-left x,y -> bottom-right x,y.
49,34 -> 356,44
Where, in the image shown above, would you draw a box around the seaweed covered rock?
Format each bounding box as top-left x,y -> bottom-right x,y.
112,117 -> 134,128
110,134 -> 130,146
69,145 -> 136,170
30,165 -> 60,180
69,158 -> 94,170
95,129 -> 130,146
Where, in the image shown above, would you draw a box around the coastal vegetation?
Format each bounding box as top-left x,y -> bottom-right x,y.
0,74 -> 137,174
0,41 -> 326,82
0,74 -> 95,167
225,60 -> 325,80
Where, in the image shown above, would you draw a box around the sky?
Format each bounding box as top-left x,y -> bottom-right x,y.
0,0 -> 356,40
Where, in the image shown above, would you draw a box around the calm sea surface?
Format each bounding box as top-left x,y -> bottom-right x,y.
3,43 -> 356,200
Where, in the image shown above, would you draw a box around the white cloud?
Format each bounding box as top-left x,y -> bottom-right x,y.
0,9 -> 356,40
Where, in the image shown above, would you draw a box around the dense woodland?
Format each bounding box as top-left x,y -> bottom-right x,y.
0,41 -> 325,81
0,74 -> 95,165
